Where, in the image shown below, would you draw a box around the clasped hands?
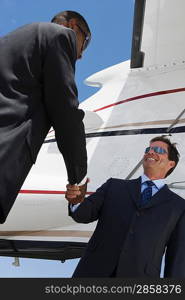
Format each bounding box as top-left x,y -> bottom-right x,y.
65,178 -> 89,204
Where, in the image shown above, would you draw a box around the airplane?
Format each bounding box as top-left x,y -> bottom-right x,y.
0,0 -> 185,267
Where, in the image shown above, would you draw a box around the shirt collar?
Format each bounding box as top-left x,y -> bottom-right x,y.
141,174 -> 165,190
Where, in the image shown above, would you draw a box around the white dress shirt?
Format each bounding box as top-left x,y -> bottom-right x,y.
141,174 -> 165,196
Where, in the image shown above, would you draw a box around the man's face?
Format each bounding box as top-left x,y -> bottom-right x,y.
57,18 -> 90,59
142,141 -> 175,179
74,23 -> 90,59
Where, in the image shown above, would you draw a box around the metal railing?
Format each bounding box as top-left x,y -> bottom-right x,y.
125,108 -> 185,180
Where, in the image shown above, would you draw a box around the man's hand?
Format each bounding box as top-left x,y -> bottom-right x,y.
65,178 -> 89,204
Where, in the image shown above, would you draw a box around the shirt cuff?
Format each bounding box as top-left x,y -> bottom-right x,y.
70,203 -> 81,212
78,175 -> 87,186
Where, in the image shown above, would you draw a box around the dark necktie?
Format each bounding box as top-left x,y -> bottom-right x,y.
140,180 -> 154,206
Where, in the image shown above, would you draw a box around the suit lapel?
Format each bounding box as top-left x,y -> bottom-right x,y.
126,177 -> 141,208
145,184 -> 170,208
126,177 -> 171,209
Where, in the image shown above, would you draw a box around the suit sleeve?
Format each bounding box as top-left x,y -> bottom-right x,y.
43,29 -> 87,184
69,179 -> 111,223
164,210 -> 185,278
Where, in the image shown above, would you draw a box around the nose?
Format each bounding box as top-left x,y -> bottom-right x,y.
148,147 -> 155,154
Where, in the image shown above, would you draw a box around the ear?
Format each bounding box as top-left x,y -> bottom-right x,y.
67,18 -> 77,30
169,160 -> 175,169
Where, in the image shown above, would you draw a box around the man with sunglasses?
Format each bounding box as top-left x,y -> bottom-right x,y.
0,11 -> 91,223
51,11 -> 91,59
66,136 -> 185,278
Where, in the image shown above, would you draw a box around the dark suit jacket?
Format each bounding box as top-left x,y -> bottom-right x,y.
0,23 -> 87,223
70,177 -> 185,278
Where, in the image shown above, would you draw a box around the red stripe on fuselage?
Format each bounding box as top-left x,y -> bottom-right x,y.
93,87 -> 185,112
19,190 -> 93,195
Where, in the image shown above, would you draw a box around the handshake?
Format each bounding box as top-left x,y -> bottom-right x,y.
65,178 -> 89,204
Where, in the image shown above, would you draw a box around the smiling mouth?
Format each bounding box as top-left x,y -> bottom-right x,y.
145,156 -> 158,162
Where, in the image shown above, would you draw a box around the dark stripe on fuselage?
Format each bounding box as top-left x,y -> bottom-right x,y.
44,125 -> 185,144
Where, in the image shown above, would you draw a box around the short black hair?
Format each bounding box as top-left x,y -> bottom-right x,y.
150,135 -> 180,177
51,10 -> 91,36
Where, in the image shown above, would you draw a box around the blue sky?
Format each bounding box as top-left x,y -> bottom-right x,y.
0,0 -> 134,277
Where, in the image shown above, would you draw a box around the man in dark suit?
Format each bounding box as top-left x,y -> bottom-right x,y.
0,11 -> 91,223
66,136 -> 185,278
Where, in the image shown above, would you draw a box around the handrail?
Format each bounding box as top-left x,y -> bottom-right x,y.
168,181 -> 185,190
166,108 -> 185,133
125,108 -> 185,180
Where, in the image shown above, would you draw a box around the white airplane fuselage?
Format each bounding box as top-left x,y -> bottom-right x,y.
0,0 -> 185,259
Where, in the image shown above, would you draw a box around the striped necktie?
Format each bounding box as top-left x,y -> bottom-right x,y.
140,180 -> 154,206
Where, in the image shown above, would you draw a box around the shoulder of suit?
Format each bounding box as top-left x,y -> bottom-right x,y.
167,187 -> 185,205
19,22 -> 75,42
7,22 -> 75,40
37,22 -> 76,39
107,177 -> 139,185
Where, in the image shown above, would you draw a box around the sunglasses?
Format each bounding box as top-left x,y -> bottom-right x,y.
145,146 -> 167,154
76,24 -> 91,51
